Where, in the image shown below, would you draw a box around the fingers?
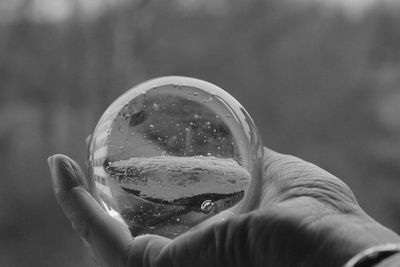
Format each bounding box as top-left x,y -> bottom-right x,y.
48,154 -> 132,267
261,147 -> 359,211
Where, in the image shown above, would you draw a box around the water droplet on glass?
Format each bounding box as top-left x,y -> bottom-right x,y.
87,76 -> 263,239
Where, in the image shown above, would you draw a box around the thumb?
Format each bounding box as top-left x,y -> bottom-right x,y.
48,154 -> 132,267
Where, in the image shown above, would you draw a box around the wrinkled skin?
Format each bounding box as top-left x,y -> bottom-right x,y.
48,148 -> 400,267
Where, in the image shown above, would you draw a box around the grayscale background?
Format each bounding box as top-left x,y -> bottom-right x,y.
0,0 -> 399,266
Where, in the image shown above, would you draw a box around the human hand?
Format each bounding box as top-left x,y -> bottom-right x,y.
48,148 -> 400,267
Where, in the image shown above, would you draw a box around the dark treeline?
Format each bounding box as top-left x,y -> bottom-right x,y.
1,1 -> 400,266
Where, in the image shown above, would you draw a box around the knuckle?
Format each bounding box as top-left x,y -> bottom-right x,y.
263,153 -> 358,210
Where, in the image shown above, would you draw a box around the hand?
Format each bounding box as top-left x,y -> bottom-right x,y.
48,148 -> 400,267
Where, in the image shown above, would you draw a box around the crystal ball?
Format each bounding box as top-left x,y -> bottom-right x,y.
87,76 -> 263,238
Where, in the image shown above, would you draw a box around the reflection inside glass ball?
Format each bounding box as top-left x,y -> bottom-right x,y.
87,76 -> 263,238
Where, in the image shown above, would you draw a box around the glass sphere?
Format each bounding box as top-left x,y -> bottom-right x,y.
87,76 -> 263,238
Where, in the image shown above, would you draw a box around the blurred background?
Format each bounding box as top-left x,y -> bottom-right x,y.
1,0 -> 400,266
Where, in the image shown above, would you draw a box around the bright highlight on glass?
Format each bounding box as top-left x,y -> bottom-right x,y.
87,76 -> 263,238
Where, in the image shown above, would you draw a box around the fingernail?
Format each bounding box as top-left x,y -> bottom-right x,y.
48,154 -> 82,190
